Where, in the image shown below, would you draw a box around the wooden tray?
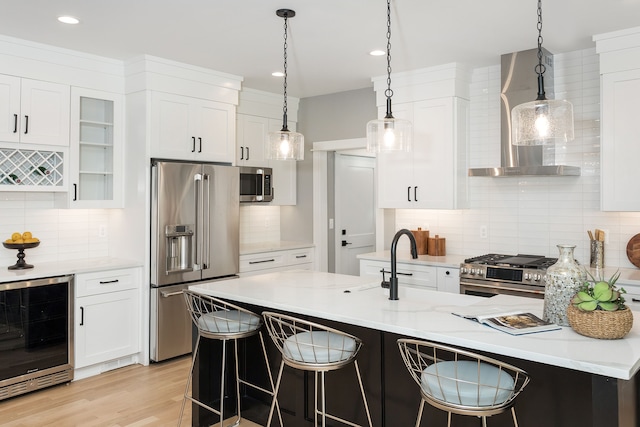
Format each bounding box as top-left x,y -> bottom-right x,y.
627,233 -> 640,268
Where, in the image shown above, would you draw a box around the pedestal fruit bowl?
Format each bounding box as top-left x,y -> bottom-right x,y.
568,270 -> 633,339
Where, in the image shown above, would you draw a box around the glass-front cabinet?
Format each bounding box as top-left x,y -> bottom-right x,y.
69,88 -> 123,208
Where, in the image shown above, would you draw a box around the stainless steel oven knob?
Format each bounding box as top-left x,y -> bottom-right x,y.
524,273 -> 531,280
534,274 -> 542,281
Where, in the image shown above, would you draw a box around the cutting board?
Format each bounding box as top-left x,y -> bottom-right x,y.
627,233 -> 640,268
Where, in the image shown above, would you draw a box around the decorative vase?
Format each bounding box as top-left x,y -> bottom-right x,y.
543,245 -> 586,326
567,304 -> 633,339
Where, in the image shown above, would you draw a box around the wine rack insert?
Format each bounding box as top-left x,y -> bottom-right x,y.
0,148 -> 64,187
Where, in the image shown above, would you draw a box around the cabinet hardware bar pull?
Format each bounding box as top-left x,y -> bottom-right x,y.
414,186 -> 418,202
24,115 -> 28,134
246,147 -> 249,160
249,259 -> 275,264
13,114 -> 17,133
80,307 -> 84,326
241,146 -> 244,160
380,268 -> 413,276
407,187 -> 411,202
633,298 -> 640,303
198,137 -> 202,153
192,136 -> 196,152
161,290 -> 184,298
73,184 -> 77,201
99,279 -> 119,284
295,255 -> 307,258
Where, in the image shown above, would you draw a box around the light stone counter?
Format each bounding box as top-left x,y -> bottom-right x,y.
357,250 -> 467,268
190,269 -> 640,380
0,257 -> 142,284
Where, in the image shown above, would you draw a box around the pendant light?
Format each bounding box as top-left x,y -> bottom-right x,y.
366,0 -> 412,153
511,0 -> 574,146
266,9 -> 304,161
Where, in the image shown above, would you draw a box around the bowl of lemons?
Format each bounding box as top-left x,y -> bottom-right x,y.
3,231 -> 40,270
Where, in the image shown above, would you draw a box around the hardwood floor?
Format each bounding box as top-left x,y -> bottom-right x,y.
0,356 -> 261,427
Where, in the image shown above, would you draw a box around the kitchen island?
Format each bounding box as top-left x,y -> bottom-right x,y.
190,270 -> 640,427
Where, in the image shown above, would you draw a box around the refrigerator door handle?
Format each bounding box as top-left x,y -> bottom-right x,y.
194,173 -> 203,270
202,173 -> 211,270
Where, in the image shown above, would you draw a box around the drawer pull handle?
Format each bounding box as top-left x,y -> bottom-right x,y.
80,306 -> 84,326
380,268 -> 413,277
249,259 -> 275,264
632,298 -> 640,303
295,255 -> 307,259
99,279 -> 120,284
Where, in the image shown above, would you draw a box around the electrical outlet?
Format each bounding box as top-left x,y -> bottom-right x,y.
98,224 -> 107,238
480,225 -> 488,239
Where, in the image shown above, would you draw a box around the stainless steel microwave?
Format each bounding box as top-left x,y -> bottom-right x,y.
239,166 -> 273,202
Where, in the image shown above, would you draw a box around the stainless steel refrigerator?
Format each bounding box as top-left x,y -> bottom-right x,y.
150,160 -> 239,362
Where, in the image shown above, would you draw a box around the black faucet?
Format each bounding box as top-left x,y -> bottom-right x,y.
388,229 -> 418,300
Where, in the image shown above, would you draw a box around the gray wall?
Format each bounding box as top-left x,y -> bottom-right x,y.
280,88 -> 377,253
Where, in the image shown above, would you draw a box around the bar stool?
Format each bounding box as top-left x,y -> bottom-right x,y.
397,338 -> 530,427
262,311 -> 373,427
178,290 -> 282,427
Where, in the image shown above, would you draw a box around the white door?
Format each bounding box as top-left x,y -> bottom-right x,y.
335,153 -> 376,276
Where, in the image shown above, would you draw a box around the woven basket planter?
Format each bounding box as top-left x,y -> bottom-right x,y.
567,304 -> 633,340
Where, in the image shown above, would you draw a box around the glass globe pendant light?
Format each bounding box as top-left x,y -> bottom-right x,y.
366,0 -> 412,153
266,9 -> 304,161
511,0 -> 574,146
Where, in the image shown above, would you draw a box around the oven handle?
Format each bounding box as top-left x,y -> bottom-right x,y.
460,280 -> 544,295
160,290 -> 185,298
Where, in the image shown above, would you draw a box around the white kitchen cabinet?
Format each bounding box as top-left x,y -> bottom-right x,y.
376,97 -> 468,209
68,88 -> 123,208
150,91 -> 235,163
436,266 -> 460,294
240,247 -> 314,277
74,268 -> 140,371
236,114 -> 267,167
600,70 -> 640,211
0,74 -> 70,146
359,259 -> 459,293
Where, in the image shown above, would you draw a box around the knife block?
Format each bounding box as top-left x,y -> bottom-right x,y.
411,228 -> 429,255
428,235 -> 446,256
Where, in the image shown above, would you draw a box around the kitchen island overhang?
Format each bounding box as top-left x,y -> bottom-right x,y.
189,270 -> 640,427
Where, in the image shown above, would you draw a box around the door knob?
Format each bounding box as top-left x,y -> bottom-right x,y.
341,240 -> 352,247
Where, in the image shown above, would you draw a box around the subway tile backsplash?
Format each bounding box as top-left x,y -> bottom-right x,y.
396,48 -> 640,269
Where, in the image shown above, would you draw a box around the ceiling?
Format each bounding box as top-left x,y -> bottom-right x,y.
1,0 -> 639,98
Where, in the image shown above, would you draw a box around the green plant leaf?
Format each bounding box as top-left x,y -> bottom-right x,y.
598,302 -> 619,311
593,282 -> 612,300
576,291 -> 594,302
578,300 -> 598,311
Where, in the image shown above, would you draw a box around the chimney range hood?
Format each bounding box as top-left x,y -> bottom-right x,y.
469,48 -> 580,177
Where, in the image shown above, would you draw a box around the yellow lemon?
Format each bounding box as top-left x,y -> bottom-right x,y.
5,239 -> 12,244
13,238 -> 24,244
11,232 -> 21,242
22,231 -> 32,240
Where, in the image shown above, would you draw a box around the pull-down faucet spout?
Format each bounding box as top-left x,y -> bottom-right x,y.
389,229 -> 418,300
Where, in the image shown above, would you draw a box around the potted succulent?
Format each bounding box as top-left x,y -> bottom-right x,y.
568,270 -> 633,339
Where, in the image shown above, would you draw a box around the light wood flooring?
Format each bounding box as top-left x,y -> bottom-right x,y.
0,356 -> 261,427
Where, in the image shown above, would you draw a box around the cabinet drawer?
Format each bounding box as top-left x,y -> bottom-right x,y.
287,248 -> 314,266
76,268 -> 138,297
240,253 -> 287,273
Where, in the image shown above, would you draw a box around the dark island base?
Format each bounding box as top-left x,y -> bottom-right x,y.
192,301 -> 638,427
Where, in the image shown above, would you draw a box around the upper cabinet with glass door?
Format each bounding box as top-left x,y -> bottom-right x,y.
69,88 -> 123,208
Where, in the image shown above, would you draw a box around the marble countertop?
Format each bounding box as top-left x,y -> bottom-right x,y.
0,257 -> 143,284
190,269 -> 640,380
240,241 -> 314,255
358,251 -> 469,268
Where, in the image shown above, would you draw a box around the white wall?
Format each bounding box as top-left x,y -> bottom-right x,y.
394,48 -> 640,268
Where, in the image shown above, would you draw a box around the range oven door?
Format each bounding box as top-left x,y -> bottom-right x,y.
460,280 -> 545,299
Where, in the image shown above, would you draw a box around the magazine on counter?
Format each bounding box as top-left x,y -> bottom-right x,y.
452,306 -> 561,336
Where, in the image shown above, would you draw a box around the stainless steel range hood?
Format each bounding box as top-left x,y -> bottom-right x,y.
469,48 -> 580,177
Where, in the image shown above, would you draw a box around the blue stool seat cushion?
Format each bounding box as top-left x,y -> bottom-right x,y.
197,310 -> 261,334
283,331 -> 357,364
421,360 -> 515,407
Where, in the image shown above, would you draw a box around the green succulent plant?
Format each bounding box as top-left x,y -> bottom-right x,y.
571,270 -> 626,312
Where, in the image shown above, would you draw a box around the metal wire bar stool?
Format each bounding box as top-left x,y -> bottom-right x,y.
178,290 -> 282,427
397,338 -> 530,427
262,311 -> 373,427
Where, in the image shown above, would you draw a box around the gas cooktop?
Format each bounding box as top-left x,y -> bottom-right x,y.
464,253 -> 558,270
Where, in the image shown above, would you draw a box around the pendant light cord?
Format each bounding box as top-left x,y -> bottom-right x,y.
384,0 -> 394,119
535,0 -> 547,101
281,12 -> 290,131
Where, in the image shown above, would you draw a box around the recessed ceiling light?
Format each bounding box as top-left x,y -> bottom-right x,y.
369,50 -> 385,56
58,16 -> 80,25
272,71 -> 284,77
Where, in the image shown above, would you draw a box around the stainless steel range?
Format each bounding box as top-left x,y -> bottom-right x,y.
460,254 -> 558,299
